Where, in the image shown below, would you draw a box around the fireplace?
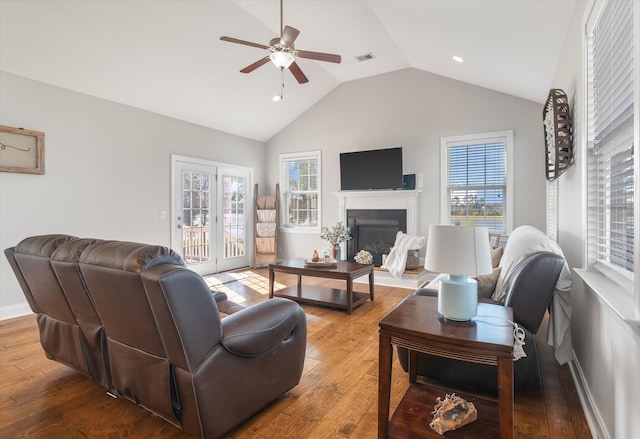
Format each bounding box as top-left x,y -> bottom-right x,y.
347,209 -> 406,266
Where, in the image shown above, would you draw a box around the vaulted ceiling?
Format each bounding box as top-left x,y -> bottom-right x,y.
0,0 -> 577,142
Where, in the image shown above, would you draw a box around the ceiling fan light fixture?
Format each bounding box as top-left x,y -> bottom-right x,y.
270,51 -> 295,69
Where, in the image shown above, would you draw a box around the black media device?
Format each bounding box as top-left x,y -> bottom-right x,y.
339,147 -> 403,191
402,174 -> 416,190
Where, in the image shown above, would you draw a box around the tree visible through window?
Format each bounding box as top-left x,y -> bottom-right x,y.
280,151 -> 321,229
441,131 -> 513,234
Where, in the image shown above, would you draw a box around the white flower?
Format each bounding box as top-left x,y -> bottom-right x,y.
320,222 -> 352,245
355,250 -> 373,264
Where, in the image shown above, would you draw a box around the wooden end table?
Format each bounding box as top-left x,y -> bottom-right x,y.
378,295 -> 514,438
268,259 -> 374,314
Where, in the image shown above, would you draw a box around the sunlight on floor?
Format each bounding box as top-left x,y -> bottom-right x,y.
211,284 -> 247,304
209,270 -> 287,304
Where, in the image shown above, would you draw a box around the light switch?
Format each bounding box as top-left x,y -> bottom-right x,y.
159,210 -> 167,220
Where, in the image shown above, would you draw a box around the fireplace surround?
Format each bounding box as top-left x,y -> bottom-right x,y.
334,190 -> 432,288
346,209 -> 406,266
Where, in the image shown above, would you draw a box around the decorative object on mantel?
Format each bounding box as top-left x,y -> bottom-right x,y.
543,88 -> 573,181
354,250 -> 373,265
320,221 -> 351,259
429,393 -> 478,435
0,125 -> 45,174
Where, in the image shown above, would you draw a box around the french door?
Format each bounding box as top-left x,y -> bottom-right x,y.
216,166 -> 251,272
171,155 -> 252,275
172,159 -> 217,275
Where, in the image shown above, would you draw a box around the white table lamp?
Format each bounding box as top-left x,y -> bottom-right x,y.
424,225 -> 492,321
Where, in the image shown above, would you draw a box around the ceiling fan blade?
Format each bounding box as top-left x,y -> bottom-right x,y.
240,56 -> 270,73
220,36 -> 269,50
289,62 -> 309,84
280,25 -> 300,48
297,50 -> 341,64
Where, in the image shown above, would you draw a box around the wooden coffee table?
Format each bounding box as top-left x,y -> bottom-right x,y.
268,259 -> 374,314
378,295 -> 514,438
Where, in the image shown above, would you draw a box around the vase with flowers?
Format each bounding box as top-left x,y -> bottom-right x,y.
320,221 -> 351,259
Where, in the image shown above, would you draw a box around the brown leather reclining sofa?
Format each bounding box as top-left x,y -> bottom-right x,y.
5,234 -> 307,439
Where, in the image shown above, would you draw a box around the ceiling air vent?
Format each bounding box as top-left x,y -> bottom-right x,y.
355,53 -> 375,62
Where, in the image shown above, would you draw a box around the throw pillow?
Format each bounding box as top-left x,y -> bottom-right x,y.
474,267 -> 502,298
491,246 -> 504,268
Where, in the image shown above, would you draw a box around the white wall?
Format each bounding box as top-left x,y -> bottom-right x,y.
0,72 -> 266,318
551,2 -> 640,438
265,67 -> 546,258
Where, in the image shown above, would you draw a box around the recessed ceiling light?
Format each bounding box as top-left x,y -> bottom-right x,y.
452,56 -> 464,63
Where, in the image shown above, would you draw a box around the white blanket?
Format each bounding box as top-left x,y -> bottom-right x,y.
382,232 -> 426,279
492,225 -> 573,365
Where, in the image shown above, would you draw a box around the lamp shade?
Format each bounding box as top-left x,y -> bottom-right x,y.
270,51 -> 295,69
424,225 -> 492,276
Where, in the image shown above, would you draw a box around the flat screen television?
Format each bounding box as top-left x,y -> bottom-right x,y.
340,147 -> 403,190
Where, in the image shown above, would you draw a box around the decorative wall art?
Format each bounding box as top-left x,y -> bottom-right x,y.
0,125 -> 45,174
543,89 -> 573,181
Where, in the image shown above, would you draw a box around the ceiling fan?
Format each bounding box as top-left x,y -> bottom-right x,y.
220,0 -> 341,86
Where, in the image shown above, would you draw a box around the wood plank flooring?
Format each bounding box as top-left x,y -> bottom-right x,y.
0,268 -> 591,438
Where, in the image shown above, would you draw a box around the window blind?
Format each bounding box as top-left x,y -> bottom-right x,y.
587,0 -> 635,280
446,141 -> 506,232
547,179 -> 558,242
280,152 -> 320,228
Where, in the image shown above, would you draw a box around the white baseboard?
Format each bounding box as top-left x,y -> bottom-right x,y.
0,302 -> 32,321
569,352 -> 608,439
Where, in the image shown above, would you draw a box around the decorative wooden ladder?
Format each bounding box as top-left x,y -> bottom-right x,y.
253,183 -> 279,268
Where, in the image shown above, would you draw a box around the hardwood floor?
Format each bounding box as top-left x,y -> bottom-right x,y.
0,268 -> 591,438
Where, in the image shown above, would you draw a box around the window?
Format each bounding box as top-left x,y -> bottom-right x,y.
280,150 -> 321,230
547,178 -> 559,242
440,131 -> 513,234
222,175 -> 246,258
586,0 -> 636,291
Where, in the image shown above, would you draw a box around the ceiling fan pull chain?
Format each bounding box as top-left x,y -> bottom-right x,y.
273,67 -> 285,102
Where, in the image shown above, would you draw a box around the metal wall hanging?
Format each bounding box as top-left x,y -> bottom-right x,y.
543,89 -> 573,181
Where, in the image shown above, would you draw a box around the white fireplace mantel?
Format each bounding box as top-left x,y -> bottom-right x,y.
334,189 -> 432,289
333,190 -> 421,235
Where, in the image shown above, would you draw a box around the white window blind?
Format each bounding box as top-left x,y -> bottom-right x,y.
280,151 -> 321,229
547,178 -> 558,242
441,131 -> 513,234
586,0 -> 635,284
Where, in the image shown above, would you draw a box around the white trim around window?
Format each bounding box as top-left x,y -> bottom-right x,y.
440,130 -> 514,234
279,150 -> 322,233
576,0 -> 640,325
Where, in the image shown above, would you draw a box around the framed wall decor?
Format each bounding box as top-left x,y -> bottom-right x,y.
0,125 -> 45,174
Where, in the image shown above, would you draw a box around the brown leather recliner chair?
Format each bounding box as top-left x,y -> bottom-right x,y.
396,251 -> 565,392
5,235 -> 307,439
